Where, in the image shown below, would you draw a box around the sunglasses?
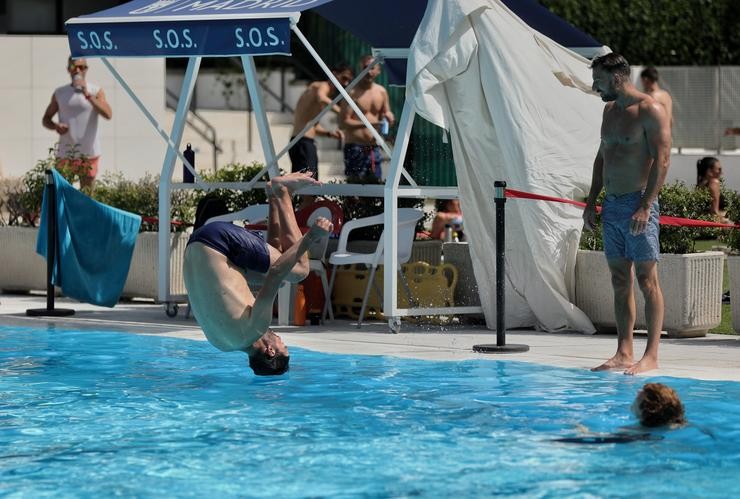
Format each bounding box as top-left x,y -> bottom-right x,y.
69,64 -> 88,71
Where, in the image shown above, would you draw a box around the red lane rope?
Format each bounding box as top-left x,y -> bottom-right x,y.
504,188 -> 738,229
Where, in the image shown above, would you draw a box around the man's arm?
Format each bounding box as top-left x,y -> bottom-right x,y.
381,86 -> 395,125
316,81 -> 342,114
242,224 -> 328,341
630,100 -> 671,235
639,101 -> 671,208
42,94 -> 66,134
583,144 -> 604,231
86,87 -> 113,120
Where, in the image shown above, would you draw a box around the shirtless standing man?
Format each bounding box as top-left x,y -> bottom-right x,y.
583,53 -> 672,375
184,172 -> 332,376
289,62 -> 354,179
339,55 -> 395,182
640,67 -> 673,127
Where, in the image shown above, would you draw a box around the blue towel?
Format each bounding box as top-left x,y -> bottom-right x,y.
36,169 -> 142,307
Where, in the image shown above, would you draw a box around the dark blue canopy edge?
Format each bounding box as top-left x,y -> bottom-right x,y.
66,0 -> 334,58
66,0 -> 601,84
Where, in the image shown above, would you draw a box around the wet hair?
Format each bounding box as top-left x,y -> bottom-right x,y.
590,53 -> 631,80
248,332 -> 290,376
696,156 -> 720,186
640,67 -> 659,83
635,383 -> 686,427
331,61 -> 352,75
193,194 -> 229,230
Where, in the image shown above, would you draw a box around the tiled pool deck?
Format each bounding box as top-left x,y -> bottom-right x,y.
2,293 -> 739,381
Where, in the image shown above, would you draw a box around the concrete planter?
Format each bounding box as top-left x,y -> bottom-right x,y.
0,227 -> 188,301
0,226 -> 47,292
575,250 -> 724,338
121,232 -> 188,300
726,255 -> 740,334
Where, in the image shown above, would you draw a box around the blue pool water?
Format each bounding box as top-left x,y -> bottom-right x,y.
1,326 -> 739,498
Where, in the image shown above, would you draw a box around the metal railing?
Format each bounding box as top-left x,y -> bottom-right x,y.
165,88 -> 222,170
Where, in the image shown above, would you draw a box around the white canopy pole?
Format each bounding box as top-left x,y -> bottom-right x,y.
241,55 -> 280,178
383,98 -> 415,326
241,54 -> 292,325
157,56 -> 201,303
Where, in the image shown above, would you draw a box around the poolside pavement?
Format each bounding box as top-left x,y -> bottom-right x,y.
1,293 -> 739,382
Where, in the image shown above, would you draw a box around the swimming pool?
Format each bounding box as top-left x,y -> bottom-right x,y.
1,326 -> 738,497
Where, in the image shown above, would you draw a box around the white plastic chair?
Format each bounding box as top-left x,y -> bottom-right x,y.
205,204 -> 269,229
322,208 -> 424,327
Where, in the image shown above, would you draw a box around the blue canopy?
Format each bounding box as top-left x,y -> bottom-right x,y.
314,0 -> 602,84
66,0 -> 334,58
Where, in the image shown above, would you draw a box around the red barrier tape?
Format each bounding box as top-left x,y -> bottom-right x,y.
505,188 -> 738,229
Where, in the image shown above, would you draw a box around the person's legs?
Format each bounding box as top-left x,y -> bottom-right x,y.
625,260 -> 662,374
592,257 -> 636,371
265,172 -> 320,282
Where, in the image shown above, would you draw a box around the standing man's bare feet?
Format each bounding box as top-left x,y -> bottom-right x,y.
624,356 -> 658,375
591,353 -> 633,372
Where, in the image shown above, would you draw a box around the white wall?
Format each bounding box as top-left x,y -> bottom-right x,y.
667,153 -> 740,191
0,35 -> 166,180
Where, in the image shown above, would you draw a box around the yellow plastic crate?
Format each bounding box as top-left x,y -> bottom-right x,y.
331,262 -> 458,322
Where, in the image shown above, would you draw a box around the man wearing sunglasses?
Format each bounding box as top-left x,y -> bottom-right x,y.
42,57 -> 113,188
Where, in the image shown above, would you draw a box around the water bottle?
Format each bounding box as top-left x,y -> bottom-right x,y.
379,117 -> 389,136
72,73 -> 84,93
444,224 -> 453,243
183,143 -> 195,183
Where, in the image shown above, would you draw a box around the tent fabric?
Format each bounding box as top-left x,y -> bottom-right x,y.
407,0 -> 605,333
36,169 -> 142,308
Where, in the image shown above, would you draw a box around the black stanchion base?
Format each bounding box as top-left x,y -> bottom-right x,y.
473,343 -> 529,354
26,308 -> 76,317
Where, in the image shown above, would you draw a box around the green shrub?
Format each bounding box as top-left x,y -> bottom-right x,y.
91,172 -> 197,232
0,147 -> 89,227
195,161 -> 269,211
579,181 -> 720,254
722,189 -> 740,252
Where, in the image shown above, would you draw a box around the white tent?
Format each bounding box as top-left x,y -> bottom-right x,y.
407,0 -> 608,332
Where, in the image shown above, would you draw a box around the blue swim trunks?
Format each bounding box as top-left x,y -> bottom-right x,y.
601,191 -> 660,262
187,221 -> 270,273
343,143 -> 383,180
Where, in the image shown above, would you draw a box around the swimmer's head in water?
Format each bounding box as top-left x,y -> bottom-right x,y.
632,383 -> 686,427
591,53 -> 630,102
248,330 -> 290,376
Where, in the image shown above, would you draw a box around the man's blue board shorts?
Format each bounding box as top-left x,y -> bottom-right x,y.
188,221 -> 270,273
601,191 -> 660,262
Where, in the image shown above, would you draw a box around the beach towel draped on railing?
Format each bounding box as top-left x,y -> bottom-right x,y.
36,169 -> 141,307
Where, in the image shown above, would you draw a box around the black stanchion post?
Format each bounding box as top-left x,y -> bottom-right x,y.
473,180 -> 528,354
183,143 -> 195,183
26,169 -> 75,317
